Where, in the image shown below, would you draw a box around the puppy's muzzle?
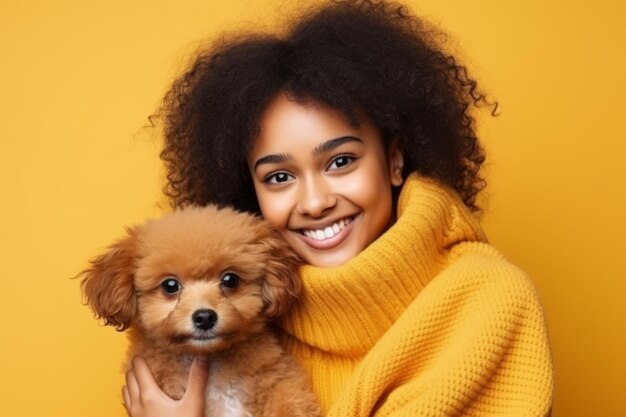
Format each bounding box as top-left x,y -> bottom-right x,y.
192,309 -> 218,330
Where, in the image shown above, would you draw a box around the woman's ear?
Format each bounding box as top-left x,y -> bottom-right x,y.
79,226 -> 140,331
388,138 -> 404,186
259,229 -> 302,319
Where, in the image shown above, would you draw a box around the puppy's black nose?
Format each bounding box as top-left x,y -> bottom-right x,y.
192,309 -> 218,330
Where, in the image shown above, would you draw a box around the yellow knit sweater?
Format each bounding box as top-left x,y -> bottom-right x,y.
278,173 -> 553,416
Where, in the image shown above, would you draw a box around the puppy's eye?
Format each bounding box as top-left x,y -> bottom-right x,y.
220,273 -> 240,289
161,277 -> 181,294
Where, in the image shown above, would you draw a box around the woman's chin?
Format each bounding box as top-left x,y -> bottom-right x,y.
295,241 -> 364,268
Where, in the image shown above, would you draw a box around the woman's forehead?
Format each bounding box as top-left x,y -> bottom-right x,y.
249,94 -> 378,155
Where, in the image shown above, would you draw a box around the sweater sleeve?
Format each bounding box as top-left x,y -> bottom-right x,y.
326,247 -> 554,417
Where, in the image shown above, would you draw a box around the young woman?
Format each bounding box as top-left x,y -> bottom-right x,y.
122,1 -> 554,416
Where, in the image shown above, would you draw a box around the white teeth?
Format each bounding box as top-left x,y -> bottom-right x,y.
303,216 -> 353,241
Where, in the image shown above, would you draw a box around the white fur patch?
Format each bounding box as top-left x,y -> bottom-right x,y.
207,384 -> 252,417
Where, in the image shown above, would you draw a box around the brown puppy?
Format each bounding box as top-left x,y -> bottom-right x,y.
80,205 -> 322,417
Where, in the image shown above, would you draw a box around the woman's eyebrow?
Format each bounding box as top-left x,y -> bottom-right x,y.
253,153 -> 294,172
313,135 -> 363,155
253,136 -> 362,172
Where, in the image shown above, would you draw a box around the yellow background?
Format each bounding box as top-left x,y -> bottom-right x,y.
1,1 -> 624,416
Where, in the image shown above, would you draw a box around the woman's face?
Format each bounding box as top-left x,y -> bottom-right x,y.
247,94 -> 403,267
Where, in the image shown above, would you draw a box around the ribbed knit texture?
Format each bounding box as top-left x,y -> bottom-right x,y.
278,173 -> 553,416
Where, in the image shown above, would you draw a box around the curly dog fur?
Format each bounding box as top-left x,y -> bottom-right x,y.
80,205 -> 322,417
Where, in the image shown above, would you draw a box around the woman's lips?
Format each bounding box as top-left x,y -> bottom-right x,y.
295,214 -> 358,250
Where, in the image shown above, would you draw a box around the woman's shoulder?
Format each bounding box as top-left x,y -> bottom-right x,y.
433,240 -> 546,314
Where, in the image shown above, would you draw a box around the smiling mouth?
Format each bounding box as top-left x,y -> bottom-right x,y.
299,215 -> 355,241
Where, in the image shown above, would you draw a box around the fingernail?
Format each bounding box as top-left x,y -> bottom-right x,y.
196,355 -> 209,367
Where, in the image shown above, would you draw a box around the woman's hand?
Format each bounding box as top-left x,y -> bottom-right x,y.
122,356 -> 209,417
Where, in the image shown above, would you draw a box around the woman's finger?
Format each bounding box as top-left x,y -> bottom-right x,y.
183,356 -> 210,402
131,355 -> 162,397
122,385 -> 131,413
125,367 -> 141,405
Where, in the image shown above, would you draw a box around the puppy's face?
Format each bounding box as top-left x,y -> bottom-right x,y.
135,207 -> 288,353
81,206 -> 301,354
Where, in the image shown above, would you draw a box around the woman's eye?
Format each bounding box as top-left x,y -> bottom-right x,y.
328,155 -> 354,170
161,277 -> 181,294
220,273 -> 240,289
265,172 -> 293,184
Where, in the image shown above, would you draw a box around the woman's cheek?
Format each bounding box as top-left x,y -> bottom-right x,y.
258,189 -> 292,230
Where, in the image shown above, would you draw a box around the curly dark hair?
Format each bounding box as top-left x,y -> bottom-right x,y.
157,0 -> 495,214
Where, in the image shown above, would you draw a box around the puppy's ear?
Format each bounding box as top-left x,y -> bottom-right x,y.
260,231 -> 302,319
79,226 -> 140,331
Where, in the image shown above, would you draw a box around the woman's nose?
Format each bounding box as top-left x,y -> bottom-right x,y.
296,176 -> 337,218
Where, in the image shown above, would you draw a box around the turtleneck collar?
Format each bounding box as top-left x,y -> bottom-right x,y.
278,173 -> 487,356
